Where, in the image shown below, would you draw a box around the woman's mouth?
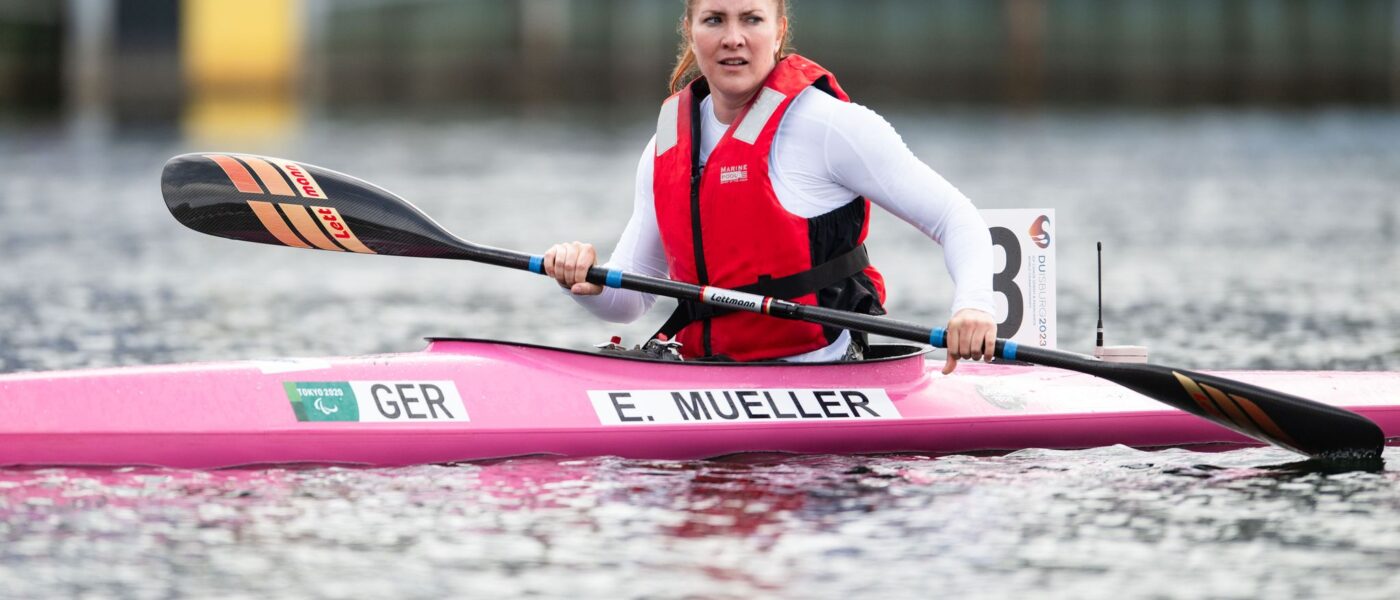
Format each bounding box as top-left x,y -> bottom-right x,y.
718,58 -> 749,67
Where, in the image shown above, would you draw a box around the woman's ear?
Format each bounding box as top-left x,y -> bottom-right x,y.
776,16 -> 789,56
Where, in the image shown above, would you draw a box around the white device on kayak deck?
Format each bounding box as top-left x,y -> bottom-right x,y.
1094,345 -> 1149,363
1093,242 -> 1148,363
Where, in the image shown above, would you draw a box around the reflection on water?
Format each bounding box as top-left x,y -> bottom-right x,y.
1,108 -> 1399,597
2,448 -> 1399,598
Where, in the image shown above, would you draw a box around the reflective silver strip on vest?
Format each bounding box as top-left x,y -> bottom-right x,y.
656,96 -> 680,156
732,87 -> 787,144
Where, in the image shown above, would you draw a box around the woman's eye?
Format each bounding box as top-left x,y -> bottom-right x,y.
745,16 -> 763,24
702,16 -> 720,25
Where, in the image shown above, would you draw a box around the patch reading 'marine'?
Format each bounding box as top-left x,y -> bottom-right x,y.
587,389 -> 900,425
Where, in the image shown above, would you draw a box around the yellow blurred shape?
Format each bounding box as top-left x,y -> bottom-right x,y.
182,0 -> 300,142
185,95 -> 299,143
183,0 -> 297,92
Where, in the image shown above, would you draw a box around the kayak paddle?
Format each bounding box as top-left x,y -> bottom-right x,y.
160,153 -> 1386,460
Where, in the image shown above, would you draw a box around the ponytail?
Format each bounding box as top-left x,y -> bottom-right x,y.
668,46 -> 699,94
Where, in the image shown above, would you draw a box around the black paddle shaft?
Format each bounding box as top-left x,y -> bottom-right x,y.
160,153 -> 1386,460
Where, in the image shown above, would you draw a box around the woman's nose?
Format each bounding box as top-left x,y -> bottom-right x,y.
720,24 -> 745,49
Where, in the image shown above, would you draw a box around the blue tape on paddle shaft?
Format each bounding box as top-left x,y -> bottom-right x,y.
1003,341 -> 1019,361
605,269 -> 623,288
528,255 -> 545,274
929,328 -> 946,348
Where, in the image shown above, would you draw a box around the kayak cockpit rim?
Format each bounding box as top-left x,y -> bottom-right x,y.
422,337 -> 932,366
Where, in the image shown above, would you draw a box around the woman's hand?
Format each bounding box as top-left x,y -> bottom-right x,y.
942,308 -> 998,375
543,242 -> 604,295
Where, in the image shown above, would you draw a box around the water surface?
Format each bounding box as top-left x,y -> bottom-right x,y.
1,108 -> 1398,598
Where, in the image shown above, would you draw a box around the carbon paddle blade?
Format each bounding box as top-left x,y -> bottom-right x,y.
160,153 -> 476,259
1011,345 -> 1386,460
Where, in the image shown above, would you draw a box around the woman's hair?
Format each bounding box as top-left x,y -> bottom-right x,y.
667,0 -> 794,94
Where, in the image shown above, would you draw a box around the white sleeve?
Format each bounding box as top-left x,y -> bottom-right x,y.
823,103 -> 996,316
565,137 -> 669,323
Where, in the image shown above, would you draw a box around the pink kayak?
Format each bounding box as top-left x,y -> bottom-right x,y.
1,339 -> 1397,468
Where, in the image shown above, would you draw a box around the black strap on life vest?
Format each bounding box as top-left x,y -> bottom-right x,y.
654,244 -> 871,341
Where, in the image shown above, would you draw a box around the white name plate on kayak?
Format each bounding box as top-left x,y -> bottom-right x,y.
982,208 -> 1057,349
588,389 -> 902,425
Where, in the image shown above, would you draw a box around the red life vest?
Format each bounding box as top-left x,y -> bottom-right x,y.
653,55 -> 886,361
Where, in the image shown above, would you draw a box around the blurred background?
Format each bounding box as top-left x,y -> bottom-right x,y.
0,0 -> 1397,371
4,0 -> 1399,126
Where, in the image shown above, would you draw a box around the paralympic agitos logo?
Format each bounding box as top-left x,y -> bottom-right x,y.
1029,215 -> 1051,249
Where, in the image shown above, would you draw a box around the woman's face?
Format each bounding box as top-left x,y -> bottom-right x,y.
688,0 -> 786,102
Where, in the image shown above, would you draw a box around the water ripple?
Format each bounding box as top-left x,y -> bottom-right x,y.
2,109 -> 1399,597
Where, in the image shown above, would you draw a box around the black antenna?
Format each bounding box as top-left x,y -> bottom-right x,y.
1096,242 -> 1104,350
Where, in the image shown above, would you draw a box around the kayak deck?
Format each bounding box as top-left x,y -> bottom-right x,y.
1,339 -> 1397,468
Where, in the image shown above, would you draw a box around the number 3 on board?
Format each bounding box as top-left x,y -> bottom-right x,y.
989,226 -> 1024,339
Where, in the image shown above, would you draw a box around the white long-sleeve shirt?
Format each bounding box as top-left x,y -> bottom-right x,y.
570,87 -> 996,361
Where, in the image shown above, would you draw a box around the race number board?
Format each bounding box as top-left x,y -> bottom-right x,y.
981,209 -> 1056,349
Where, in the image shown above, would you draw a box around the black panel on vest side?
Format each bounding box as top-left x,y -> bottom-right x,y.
808,198 -> 886,345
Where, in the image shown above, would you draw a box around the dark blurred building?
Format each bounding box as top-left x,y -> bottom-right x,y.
0,1 -> 65,110
313,0 -> 1400,107
3,0 -> 1398,121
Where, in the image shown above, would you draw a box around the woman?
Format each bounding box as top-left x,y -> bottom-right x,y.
544,0 -> 996,373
